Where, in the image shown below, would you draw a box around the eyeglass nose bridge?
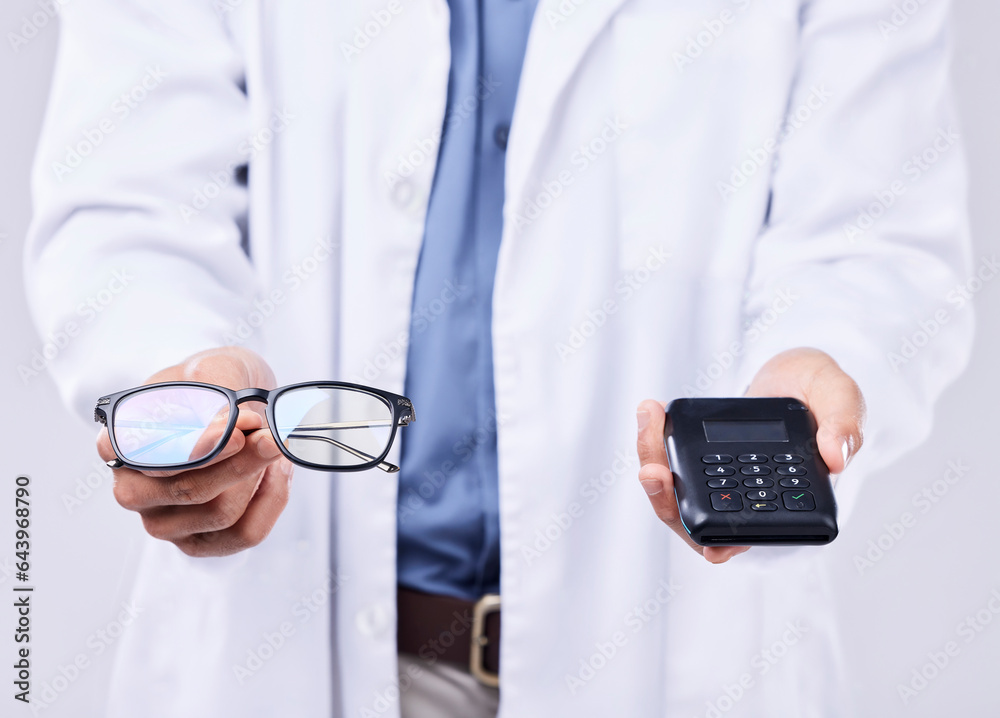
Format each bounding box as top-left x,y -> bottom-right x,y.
234,388 -> 271,405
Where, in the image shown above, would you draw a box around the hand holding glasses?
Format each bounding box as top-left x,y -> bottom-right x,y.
95,380 -> 415,473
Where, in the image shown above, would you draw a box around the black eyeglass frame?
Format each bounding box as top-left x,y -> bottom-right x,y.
94,380 -> 415,473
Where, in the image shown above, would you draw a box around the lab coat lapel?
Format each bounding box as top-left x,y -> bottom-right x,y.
505,0 -> 629,210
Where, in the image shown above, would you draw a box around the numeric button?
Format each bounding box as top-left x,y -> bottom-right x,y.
779,478 -> 810,488
773,454 -> 803,464
777,465 -> 807,476
704,466 -> 736,476
702,455 -> 733,464
742,477 -> 774,488
738,454 -> 768,463
746,489 -> 776,501
740,465 -> 771,475
707,478 -> 739,488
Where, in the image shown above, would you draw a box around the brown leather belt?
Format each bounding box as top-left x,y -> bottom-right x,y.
397,587 -> 502,687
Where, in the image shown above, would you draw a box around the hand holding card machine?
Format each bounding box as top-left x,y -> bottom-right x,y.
664,398 -> 838,545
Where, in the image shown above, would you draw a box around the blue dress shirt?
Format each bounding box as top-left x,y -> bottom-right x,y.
397,0 -> 538,601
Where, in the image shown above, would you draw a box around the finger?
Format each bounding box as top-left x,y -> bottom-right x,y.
183,411 -> 237,466
703,546 -> 752,564
635,399 -> 682,529
176,459 -> 293,557
636,461 -> 747,562
145,409 -> 267,477
113,429 -> 280,511
139,426 -> 248,479
804,362 -> 866,475
636,399 -> 669,471
148,346 -> 276,392
636,401 -> 702,547
745,348 -> 866,475
139,472 -> 264,541
635,398 -> 670,500
97,428 -> 115,463
637,400 -> 751,564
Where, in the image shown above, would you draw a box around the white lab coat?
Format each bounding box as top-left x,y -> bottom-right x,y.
26,0 -> 972,715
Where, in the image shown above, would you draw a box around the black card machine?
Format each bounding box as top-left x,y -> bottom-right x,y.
664,397 -> 838,546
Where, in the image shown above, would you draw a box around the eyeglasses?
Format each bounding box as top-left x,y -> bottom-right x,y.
93,381 -> 415,473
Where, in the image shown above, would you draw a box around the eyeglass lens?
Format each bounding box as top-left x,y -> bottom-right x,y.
273,387 -> 394,468
113,386 -> 232,467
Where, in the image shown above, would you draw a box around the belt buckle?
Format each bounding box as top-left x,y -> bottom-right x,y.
469,593 -> 501,688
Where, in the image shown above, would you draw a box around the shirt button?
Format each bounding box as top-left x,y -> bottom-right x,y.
494,123 -> 510,150
355,603 -> 390,638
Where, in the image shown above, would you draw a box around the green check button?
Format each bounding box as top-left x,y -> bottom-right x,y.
782,490 -> 815,511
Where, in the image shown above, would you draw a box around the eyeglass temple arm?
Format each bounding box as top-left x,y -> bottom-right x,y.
283,431 -> 399,473
288,418 -> 410,430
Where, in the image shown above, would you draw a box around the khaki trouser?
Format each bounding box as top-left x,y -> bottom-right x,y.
398,653 -> 500,718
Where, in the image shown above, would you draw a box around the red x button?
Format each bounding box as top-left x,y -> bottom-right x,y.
710,492 -> 743,512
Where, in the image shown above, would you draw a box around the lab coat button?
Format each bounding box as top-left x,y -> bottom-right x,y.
355,603 -> 390,638
391,179 -> 415,208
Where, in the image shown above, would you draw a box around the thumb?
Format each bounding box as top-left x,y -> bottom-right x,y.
807,368 -> 866,475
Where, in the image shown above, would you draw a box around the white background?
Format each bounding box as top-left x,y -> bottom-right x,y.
0,1 -> 997,716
